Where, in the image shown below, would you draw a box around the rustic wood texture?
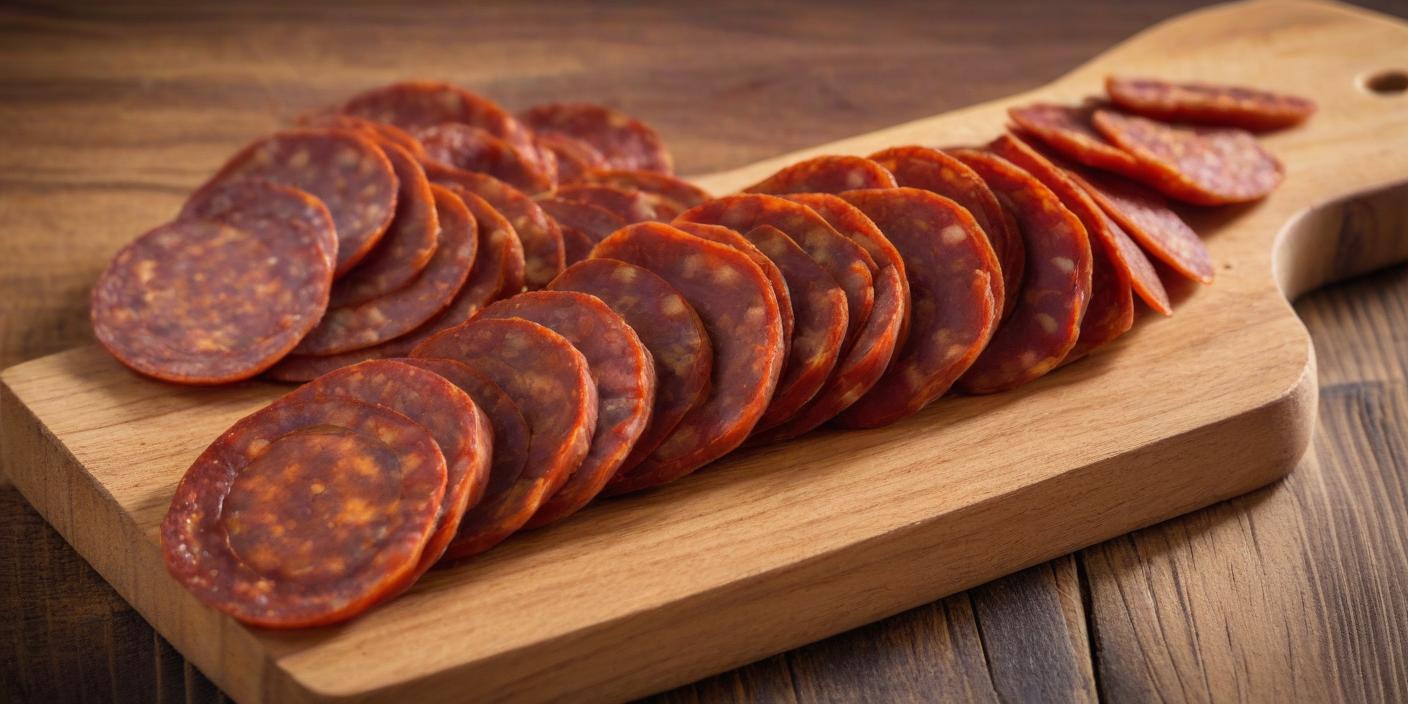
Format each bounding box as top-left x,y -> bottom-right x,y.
1,1 -> 1406,702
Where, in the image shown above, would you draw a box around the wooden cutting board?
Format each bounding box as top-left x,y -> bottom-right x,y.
3,1 -> 1407,701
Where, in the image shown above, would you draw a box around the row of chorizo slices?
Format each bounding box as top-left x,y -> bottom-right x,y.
157,76 -> 1310,628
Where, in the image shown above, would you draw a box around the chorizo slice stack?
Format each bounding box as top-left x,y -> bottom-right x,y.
411,317 -> 598,557
190,129 -> 398,276
161,398 -> 447,628
280,360 -> 492,573
549,259 -> 713,477
590,222 -> 784,492
477,292 -> 655,526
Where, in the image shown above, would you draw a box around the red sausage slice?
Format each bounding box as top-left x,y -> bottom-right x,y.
426,163 -> 563,289
520,102 -> 673,174
834,188 -> 1001,426
398,358 -> 532,561
869,146 -> 1021,320
743,155 -> 898,194
672,221 -> 795,362
190,129 -> 398,277
1007,103 -> 1148,180
950,150 -> 1092,394
293,185 -> 476,356
476,291 -> 655,526
1105,76 -> 1316,131
298,113 -> 427,159
1091,109 -> 1284,205
419,123 -> 554,195
556,184 -> 665,223
411,317 -> 598,557
93,219 -> 332,384
537,197 -> 628,265
590,223 -> 784,491
179,179 -> 338,272
161,398 -> 445,628
548,259 -> 712,477
329,142 -> 440,307
1066,167 -> 1214,284
280,360 -> 491,573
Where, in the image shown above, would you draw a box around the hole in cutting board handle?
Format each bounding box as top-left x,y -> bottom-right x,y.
1360,69 -> 1408,95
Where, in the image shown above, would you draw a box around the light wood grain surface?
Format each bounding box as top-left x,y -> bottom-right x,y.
2,1 -> 1406,702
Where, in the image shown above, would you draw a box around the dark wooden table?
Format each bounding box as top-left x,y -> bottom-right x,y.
2,1 -> 1405,701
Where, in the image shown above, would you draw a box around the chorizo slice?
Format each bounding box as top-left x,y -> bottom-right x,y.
266,189 -> 523,382
536,132 -> 607,184
672,221 -> 795,361
537,197 -> 628,265
179,179 -> 339,272
293,185 -> 476,356
476,291 -> 655,526
297,112 -> 426,159
1105,76 -> 1315,131
1066,167 -> 1214,284
833,188 -> 1001,426
190,129 -> 398,277
340,80 -> 544,173
418,123 -> 554,195
1007,103 -> 1149,180
520,102 -> 673,174
398,358 -> 532,560
677,194 -> 876,349
868,146 -> 1021,320
1091,109 -> 1284,205
590,223 -> 784,491
280,360 -> 491,573
990,134 -> 1171,315
743,155 -> 898,194
161,398 -> 445,628
411,317 -> 598,557
575,168 -> 711,209
548,259 -> 712,477
93,219 -> 332,384
426,163 -> 563,289
758,265 -> 907,441
556,184 -> 667,223
329,142 -> 440,307
949,149 -> 1092,394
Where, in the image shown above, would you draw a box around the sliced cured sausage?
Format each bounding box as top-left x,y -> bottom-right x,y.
329,142 -> 440,307
1091,109 -> 1283,205
265,188 -> 523,382
556,184 -> 664,223
548,259 -> 712,476
990,134 -> 1170,315
1066,167 -> 1214,284
536,132 -> 607,184
1105,76 -> 1316,131
476,291 -> 655,526
590,223 -> 784,491
1007,103 -> 1148,180
298,112 -> 426,159
576,169 -> 710,209
93,219 -> 332,384
190,129 -> 398,276
280,360 -> 491,573
868,146 -> 1020,319
672,221 -> 795,360
293,185 -> 476,356
410,317 -> 598,557
161,398 -> 445,628
950,149 -> 1092,394
397,358 -> 532,560
735,224 -> 847,431
537,197 -> 628,265
520,102 -> 673,173
340,80 -> 543,172
743,155 -> 898,194
179,179 -> 338,271
418,123 -> 554,195
834,188 -> 1000,426
426,163 -> 562,289
677,194 -> 876,349
759,266 -> 906,440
